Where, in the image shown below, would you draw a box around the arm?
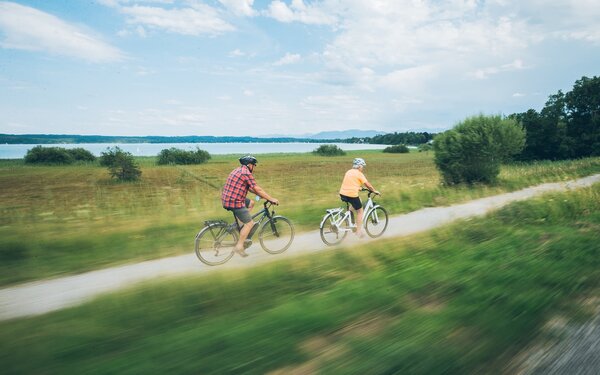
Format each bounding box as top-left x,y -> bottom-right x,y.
250,185 -> 279,205
363,181 -> 380,195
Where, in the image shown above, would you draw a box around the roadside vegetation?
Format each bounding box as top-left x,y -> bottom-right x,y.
0,151 -> 599,286
1,184 -> 598,374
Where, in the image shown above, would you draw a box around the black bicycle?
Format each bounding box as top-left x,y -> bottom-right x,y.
195,201 -> 295,266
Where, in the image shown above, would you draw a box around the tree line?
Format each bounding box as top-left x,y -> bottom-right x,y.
509,75 -> 600,160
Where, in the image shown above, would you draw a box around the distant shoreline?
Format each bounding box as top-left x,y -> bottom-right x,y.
0,134 -> 353,145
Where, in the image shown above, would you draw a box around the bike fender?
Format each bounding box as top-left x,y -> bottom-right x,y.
319,213 -> 333,229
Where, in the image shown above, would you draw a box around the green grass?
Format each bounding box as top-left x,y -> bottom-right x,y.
1,184 -> 599,374
1,152 -> 599,285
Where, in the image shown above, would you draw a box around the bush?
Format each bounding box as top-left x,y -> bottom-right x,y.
433,115 -> 525,184
100,147 -> 141,181
67,148 -> 96,162
157,147 -> 211,165
383,144 -> 410,153
313,144 -> 346,156
24,146 -> 96,164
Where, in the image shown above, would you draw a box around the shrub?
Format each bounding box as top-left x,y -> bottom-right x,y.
24,146 -> 97,164
100,147 -> 141,181
67,148 -> 96,162
313,144 -> 346,156
383,144 -> 410,153
418,143 -> 433,152
433,115 -> 525,184
157,147 -> 211,165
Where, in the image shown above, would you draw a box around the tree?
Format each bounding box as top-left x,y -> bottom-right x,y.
565,76 -> 600,157
100,147 -> 141,181
313,144 -> 346,156
383,144 -> 410,153
434,115 -> 525,184
24,146 -> 96,164
157,147 -> 211,165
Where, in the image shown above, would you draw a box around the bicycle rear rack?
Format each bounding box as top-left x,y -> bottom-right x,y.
204,220 -> 227,227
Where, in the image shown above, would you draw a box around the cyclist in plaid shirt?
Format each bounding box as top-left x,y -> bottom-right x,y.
222,155 -> 279,257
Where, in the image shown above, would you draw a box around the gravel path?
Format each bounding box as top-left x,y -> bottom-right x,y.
1,173 -> 599,321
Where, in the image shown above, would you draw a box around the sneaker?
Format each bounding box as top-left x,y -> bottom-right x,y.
234,247 -> 249,257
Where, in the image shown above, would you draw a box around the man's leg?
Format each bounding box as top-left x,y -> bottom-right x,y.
232,206 -> 254,256
235,221 -> 254,256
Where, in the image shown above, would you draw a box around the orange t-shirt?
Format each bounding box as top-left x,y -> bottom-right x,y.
339,169 -> 368,198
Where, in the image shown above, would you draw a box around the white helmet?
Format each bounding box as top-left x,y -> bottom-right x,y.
352,158 -> 366,167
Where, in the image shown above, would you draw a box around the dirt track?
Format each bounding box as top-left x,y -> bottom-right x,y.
1,173 -> 599,321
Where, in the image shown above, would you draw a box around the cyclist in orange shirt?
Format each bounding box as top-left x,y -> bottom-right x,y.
339,158 -> 379,238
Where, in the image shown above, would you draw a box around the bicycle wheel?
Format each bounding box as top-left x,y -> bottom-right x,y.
258,216 -> 295,254
195,223 -> 238,266
365,206 -> 389,238
320,212 -> 349,246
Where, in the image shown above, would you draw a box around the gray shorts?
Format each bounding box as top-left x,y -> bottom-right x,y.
226,198 -> 253,224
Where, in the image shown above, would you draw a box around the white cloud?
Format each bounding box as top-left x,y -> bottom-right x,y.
0,1 -> 124,62
471,59 -> 527,79
273,52 -> 301,66
229,48 -> 245,57
219,0 -> 257,17
119,3 -> 235,36
265,0 -> 337,25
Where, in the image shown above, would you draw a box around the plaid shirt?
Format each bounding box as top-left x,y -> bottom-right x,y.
221,165 -> 257,208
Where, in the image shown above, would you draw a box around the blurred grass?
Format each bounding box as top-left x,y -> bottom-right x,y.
1,152 -> 599,285
1,184 -> 598,374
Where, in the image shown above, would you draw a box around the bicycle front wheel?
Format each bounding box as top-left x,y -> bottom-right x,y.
258,216 -> 295,254
365,206 -> 389,238
320,212 -> 348,246
195,223 -> 238,266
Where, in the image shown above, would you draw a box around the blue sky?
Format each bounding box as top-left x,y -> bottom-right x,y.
0,0 -> 599,137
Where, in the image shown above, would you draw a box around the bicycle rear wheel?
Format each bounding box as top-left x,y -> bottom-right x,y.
365,206 -> 388,238
258,216 -> 295,254
320,212 -> 348,246
195,223 -> 238,266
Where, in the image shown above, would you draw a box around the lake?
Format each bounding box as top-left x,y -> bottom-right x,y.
0,142 -> 388,159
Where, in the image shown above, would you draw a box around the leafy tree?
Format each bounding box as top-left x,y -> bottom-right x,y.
369,132 -> 435,145
433,115 -> 525,184
100,147 -> 141,181
509,75 -> 600,160
313,144 -> 346,156
66,148 -> 96,162
157,147 -> 211,165
24,146 -> 73,164
565,76 -> 600,157
383,144 -> 410,153
24,146 -> 96,164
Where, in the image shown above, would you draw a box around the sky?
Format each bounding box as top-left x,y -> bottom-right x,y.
0,0 -> 599,137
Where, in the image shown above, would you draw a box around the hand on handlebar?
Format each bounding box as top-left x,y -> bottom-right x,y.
269,198 -> 280,206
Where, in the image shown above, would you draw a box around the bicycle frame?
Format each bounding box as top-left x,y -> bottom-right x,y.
320,192 -> 377,232
231,201 -> 275,239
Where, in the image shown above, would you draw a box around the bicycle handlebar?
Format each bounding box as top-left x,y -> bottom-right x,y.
360,188 -> 380,196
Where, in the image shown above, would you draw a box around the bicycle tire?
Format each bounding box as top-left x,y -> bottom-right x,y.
319,212 -> 348,246
258,215 -> 295,254
195,223 -> 238,266
364,206 -> 389,238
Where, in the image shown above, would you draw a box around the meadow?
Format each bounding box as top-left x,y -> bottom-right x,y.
1,151 -> 599,286
1,182 -> 598,374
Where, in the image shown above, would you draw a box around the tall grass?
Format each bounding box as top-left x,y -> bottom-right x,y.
1,153 -> 599,285
1,184 -> 599,374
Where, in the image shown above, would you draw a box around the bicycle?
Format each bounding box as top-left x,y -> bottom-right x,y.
319,188 -> 389,246
195,200 -> 295,266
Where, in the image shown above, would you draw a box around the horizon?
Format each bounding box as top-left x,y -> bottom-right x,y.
1,1 -> 599,137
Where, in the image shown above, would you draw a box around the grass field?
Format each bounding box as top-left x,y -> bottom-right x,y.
1,183 -> 598,374
1,151 -> 599,285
